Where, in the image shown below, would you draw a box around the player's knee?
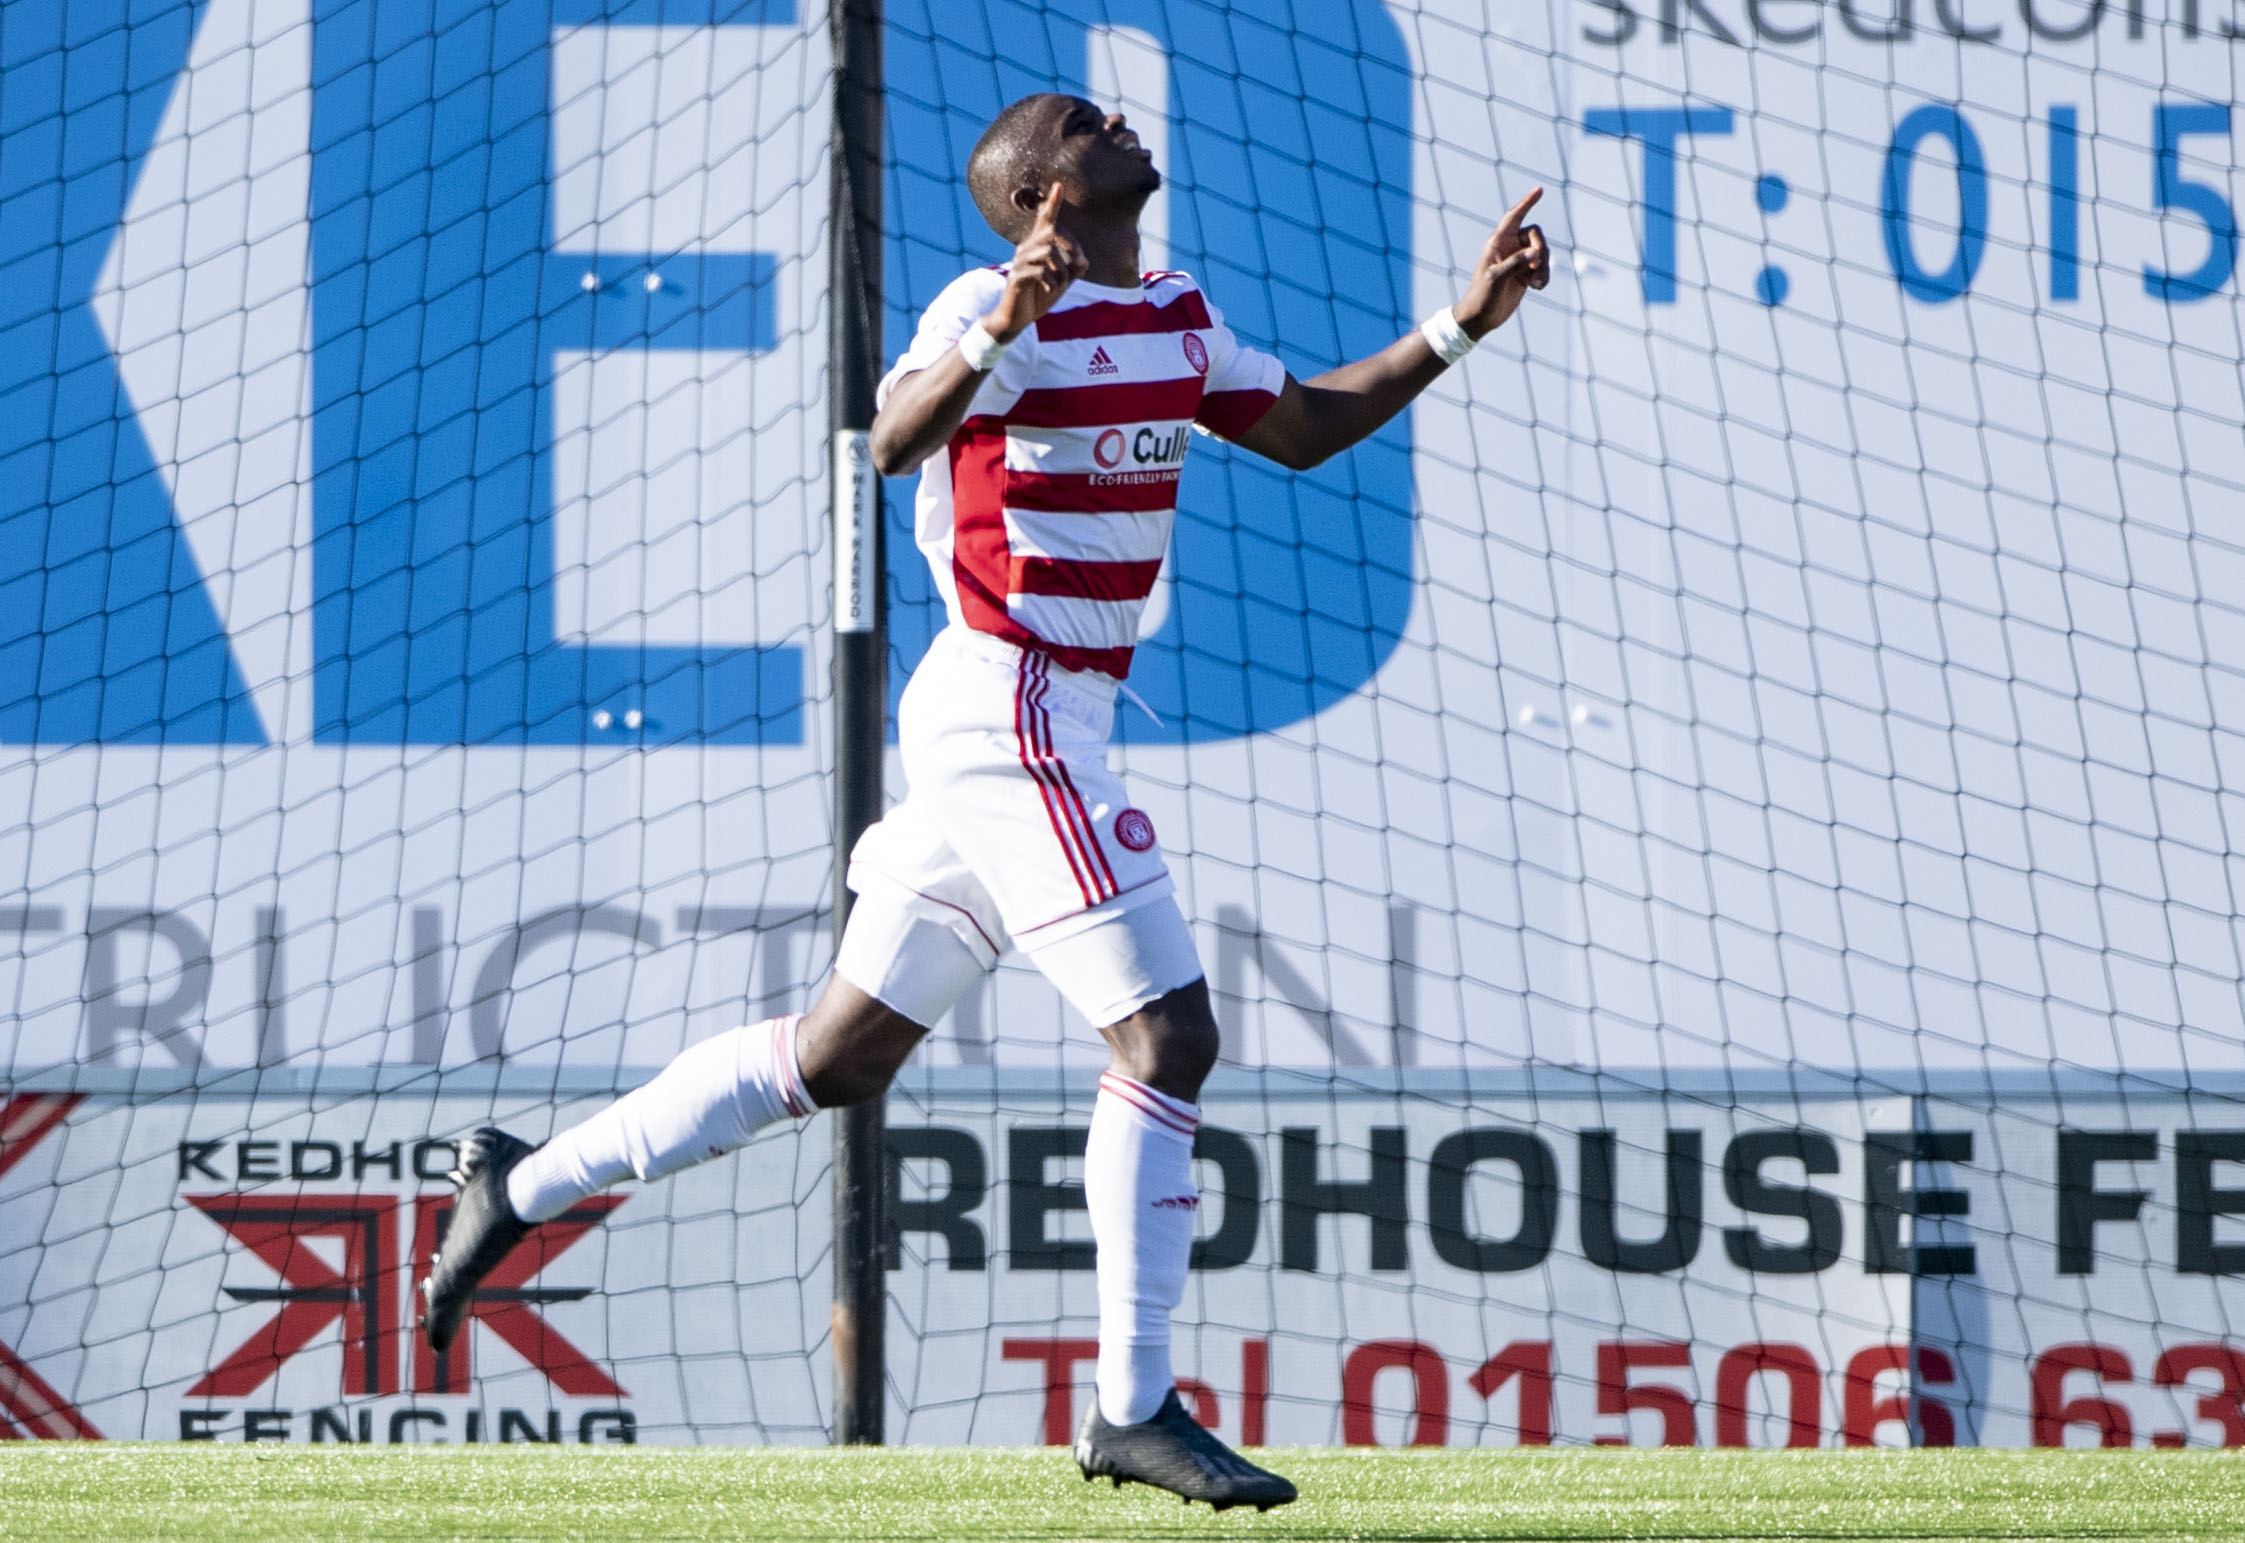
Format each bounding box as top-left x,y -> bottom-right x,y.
796,979 -> 929,1108
803,1051 -> 898,1108
1157,1011 -> 1221,1094
1100,981 -> 1221,1101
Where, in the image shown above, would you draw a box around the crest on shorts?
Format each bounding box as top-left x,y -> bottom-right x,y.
1114,808 -> 1157,851
1181,333 -> 1209,375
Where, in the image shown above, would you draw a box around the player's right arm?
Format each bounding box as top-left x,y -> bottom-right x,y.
870,183 -> 1088,477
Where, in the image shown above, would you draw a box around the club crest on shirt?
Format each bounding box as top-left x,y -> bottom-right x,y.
1114,808 -> 1157,851
1181,332 -> 1209,374
1094,429 -> 1127,469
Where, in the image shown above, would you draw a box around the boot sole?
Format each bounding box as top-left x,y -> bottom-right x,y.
417,1270 -> 466,1353
1074,1453 -> 1293,1512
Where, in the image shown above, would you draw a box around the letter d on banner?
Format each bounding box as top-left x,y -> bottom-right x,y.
835,430 -> 878,635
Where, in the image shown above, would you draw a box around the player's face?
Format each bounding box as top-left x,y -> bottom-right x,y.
1043,95 -> 1161,209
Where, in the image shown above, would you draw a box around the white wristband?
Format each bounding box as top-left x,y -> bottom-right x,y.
1419,305 -> 1477,366
958,320 -> 1011,373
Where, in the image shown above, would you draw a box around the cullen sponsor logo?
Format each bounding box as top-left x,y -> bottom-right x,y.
1132,427 -> 1189,467
1087,427 -> 1187,477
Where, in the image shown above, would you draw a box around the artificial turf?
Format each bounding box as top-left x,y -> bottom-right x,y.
3,1446 -> 2241,1542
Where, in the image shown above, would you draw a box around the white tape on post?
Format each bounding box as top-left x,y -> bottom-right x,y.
834,429 -> 877,634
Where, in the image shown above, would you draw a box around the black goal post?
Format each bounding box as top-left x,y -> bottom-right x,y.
828,0 -> 886,1448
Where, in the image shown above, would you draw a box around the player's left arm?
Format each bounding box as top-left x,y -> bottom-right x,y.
1229,188 -> 1551,472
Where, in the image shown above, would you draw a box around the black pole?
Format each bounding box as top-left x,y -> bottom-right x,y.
829,0 -> 886,1448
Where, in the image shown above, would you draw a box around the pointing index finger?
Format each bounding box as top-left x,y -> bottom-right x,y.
1034,181 -> 1066,231
1496,185 -> 1545,241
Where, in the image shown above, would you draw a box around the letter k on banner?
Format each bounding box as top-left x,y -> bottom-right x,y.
411,1196 -> 627,1397
185,1190 -> 626,1399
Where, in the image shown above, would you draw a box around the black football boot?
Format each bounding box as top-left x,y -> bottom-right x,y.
1074,1390 -> 1298,1512
417,1126 -> 536,1353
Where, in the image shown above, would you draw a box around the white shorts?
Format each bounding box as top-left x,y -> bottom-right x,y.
834,626 -> 1204,1028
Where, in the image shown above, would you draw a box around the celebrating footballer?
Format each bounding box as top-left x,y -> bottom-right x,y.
422,90 -> 1550,1510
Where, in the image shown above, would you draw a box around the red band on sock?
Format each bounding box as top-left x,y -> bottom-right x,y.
773,1015 -> 814,1118
1098,1072 -> 1197,1137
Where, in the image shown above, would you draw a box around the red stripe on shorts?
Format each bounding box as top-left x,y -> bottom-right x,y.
1034,655 -> 1120,898
1030,654 -> 1117,903
1025,654 -> 1107,901
1016,652 -> 1099,907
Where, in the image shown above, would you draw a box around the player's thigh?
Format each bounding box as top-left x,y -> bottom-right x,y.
1020,889 -> 1206,1038
842,792 -> 1005,1007
832,876 -> 992,1030
813,839 -> 998,1104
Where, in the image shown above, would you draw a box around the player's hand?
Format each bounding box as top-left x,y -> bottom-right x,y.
1453,187 -> 1552,339
982,183 -> 1090,343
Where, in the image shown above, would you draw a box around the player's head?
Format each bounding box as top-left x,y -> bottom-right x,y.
968,93 -> 1161,242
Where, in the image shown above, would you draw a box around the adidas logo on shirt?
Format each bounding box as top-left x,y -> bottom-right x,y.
1086,345 -> 1120,377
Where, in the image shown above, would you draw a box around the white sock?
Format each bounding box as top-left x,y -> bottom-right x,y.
506,1015 -> 815,1223
1086,1070 -> 1200,1426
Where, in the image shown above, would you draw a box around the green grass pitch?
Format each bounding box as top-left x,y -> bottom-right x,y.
4,1446 -> 2241,1541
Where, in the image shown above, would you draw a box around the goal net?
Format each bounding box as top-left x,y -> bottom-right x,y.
4,0 -> 2244,1450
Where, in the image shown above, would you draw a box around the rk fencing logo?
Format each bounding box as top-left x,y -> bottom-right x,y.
176,1139 -> 634,1444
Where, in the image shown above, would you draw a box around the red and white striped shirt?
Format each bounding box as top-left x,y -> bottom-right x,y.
878,269 -> 1285,679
